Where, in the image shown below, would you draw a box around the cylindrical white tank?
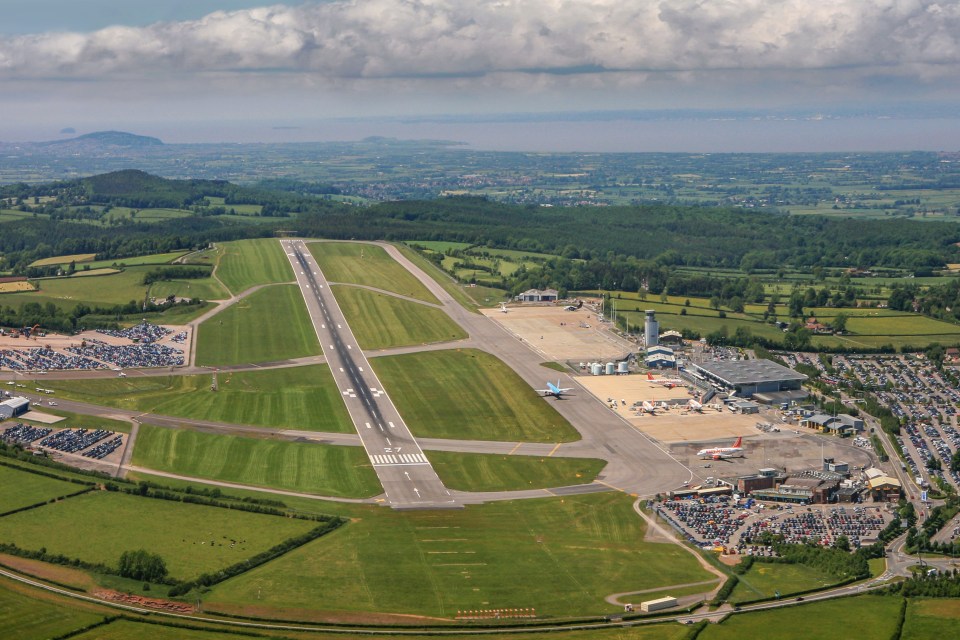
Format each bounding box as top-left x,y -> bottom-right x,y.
591,362 -> 603,376
617,361 -> 630,374
605,362 -> 616,375
644,310 -> 659,347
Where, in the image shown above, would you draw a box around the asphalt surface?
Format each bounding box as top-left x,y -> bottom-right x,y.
282,239 -> 457,509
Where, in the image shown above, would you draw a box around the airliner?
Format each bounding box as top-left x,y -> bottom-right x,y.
647,372 -> 684,388
538,380 -> 573,399
687,398 -> 704,412
697,437 -> 743,460
640,400 -> 658,415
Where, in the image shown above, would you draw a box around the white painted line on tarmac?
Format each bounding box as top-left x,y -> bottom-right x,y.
388,422 -> 396,429
365,422 -> 372,429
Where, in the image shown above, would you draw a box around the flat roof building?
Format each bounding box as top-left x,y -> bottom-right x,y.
0,397 -> 29,420
692,359 -> 807,398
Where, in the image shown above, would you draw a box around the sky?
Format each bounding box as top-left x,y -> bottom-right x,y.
1,0 -> 959,150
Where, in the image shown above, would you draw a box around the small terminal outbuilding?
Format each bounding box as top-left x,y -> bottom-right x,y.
640,596 -> 677,612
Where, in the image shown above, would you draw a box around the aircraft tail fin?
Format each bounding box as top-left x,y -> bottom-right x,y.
733,436 -> 742,449
647,372 -> 654,380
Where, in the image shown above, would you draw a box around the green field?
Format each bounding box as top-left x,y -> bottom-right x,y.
700,595 -> 902,639
373,349 -> 580,442
45,365 -> 354,433
332,285 -> 466,349
148,274 -> 229,301
207,492 -> 710,618
730,562 -> 840,603
72,618 -> 685,640
29,253 -> 96,267
215,239 -> 294,295
427,451 -> 605,492
132,426 -> 380,498
0,580 -> 105,640
408,240 -> 474,252
196,284 -> 321,366
32,267 -> 152,307
75,251 -> 189,270
0,492 -> 316,581
903,599 -> 960,639
0,465 -> 87,513
310,242 -> 439,304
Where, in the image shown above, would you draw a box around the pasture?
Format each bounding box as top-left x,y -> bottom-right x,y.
372,349 -> 580,442
903,599 -> 960,639
700,595 -> 901,640
207,492 -> 710,618
0,465 -> 87,514
408,240 -> 473,253
69,268 -> 121,277
426,451 -> 605,492
331,285 -> 466,349
729,562 -> 839,603
45,365 -> 355,433
216,239 -> 294,295
83,251 -> 190,270
0,282 -> 34,293
0,491 -> 316,581
309,242 -> 438,304
0,580 -> 105,640
132,426 -> 381,498
29,253 -> 96,268
196,284 -> 321,366
32,268 -> 152,307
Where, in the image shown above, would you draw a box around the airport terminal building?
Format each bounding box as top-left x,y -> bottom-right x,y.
691,359 -> 807,399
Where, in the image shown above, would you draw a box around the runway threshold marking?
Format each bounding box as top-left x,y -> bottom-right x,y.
507,443 -> 523,456
547,443 -> 562,457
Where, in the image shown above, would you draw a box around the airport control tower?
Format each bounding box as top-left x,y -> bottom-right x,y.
644,310 -> 659,347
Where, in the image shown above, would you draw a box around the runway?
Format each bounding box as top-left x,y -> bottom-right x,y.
281,240 -> 458,509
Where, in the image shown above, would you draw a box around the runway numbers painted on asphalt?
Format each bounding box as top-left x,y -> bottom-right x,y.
370,453 -> 429,466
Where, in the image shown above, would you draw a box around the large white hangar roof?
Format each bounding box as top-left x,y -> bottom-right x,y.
694,359 -> 808,386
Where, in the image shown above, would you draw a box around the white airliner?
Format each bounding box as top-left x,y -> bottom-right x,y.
697,437 -> 743,460
647,372 -> 684,388
640,400 -> 658,415
537,380 -> 573,399
687,398 -> 704,412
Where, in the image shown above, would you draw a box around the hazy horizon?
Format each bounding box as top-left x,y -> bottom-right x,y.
2,1 -> 959,154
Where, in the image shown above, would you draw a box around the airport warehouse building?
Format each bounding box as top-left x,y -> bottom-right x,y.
691,359 -> 808,398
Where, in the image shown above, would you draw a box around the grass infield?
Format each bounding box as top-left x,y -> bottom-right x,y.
310,242 -> 438,304
206,492 -> 710,618
332,285 -> 466,349
427,451 -> 605,492
132,426 -> 381,498
372,349 -> 580,442
729,562 -> 839,603
45,365 -> 355,433
216,239 -> 294,295
196,284 -> 321,366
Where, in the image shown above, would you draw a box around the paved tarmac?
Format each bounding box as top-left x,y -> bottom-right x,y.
282,239 -> 457,509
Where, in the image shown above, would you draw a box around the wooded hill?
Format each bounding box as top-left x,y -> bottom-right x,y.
2,171 -> 959,274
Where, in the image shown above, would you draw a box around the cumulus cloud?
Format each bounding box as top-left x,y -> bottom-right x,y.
0,0 -> 958,83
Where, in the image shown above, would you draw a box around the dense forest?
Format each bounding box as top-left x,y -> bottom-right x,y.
3,170 -> 959,278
